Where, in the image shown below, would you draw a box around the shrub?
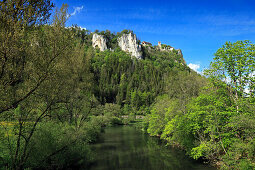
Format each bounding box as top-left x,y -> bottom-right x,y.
25,122 -> 91,169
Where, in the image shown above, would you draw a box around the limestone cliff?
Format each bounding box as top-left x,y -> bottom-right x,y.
92,33 -> 107,51
118,33 -> 143,59
158,41 -> 174,52
177,49 -> 183,56
91,31 -> 183,61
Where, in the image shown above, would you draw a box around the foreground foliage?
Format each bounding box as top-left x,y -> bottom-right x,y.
0,1 -> 100,169
145,40 -> 255,169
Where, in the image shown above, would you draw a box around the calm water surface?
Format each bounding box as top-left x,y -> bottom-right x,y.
88,126 -> 216,170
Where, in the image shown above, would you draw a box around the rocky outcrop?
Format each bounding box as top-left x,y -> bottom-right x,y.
158,41 -> 174,52
177,49 -> 183,56
92,33 -> 107,51
118,33 -> 143,59
142,41 -> 152,46
91,31 -> 183,61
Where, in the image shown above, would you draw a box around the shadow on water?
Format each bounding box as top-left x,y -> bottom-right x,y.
86,126 -> 216,170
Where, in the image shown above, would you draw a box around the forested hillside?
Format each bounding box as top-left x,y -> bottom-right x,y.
0,1 -> 254,169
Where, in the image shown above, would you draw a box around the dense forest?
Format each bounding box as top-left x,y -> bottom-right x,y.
0,1 -> 254,169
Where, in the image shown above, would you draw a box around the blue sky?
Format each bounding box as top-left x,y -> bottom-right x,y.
52,0 -> 255,73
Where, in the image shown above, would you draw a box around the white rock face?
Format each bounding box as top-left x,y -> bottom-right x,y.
118,33 -> 143,59
158,41 -> 174,52
92,33 -> 107,51
177,49 -> 183,56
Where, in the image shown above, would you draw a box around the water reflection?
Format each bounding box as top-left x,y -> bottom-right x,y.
88,126 -> 215,170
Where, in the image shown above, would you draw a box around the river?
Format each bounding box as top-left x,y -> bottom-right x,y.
88,125 -> 216,170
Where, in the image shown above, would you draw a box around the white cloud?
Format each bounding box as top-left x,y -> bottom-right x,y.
71,6 -> 84,16
188,63 -> 200,73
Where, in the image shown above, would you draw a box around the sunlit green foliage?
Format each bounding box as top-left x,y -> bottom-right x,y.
146,40 -> 255,169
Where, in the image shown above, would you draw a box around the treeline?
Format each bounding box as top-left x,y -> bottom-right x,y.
144,40 -> 255,169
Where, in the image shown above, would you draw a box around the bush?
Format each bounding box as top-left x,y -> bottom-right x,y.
24,117 -> 108,169
26,122 -> 93,169
109,117 -> 123,125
